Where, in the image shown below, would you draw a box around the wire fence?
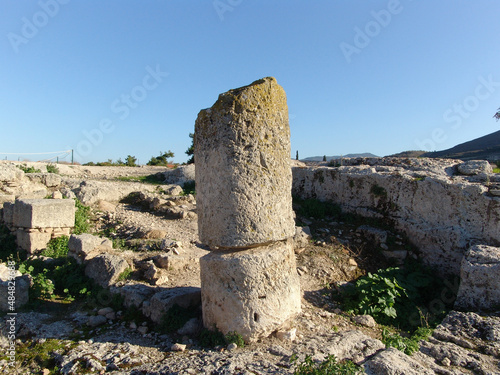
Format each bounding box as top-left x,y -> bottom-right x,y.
0,150 -> 73,163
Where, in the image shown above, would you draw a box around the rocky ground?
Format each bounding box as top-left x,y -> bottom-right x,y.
1,161 -> 499,374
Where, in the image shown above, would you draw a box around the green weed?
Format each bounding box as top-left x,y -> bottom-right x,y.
17,164 -> 41,173
46,163 -> 59,174
74,199 -> 91,234
370,184 -> 387,198
41,236 -> 69,258
159,304 -> 199,333
381,327 -> 433,355
225,331 -> 245,348
291,354 -> 363,375
336,263 -> 453,332
117,267 -> 133,282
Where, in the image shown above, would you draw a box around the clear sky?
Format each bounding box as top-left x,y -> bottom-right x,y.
1,1 -> 499,164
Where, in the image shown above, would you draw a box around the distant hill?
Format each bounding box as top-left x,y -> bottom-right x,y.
387,150 -> 427,158
422,130 -> 500,161
302,153 -> 378,162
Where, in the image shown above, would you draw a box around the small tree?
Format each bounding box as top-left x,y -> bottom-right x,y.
296,150 -> 299,160
495,107 -> 500,121
147,151 -> 174,166
185,133 -> 194,164
125,155 -> 137,167
323,155 -> 327,162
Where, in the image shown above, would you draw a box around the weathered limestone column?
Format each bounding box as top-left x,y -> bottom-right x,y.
195,77 -> 301,342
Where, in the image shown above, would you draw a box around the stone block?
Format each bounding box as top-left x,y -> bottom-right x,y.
455,245 -> 500,311
13,199 -> 75,229
200,239 -> 301,343
0,264 -> 31,311
142,287 -> 201,324
25,173 -> 62,187
68,234 -> 113,264
85,253 -> 129,288
0,274 -> 31,312
0,196 -> 15,224
364,348 -> 434,374
111,283 -> 157,309
16,229 -> 52,253
2,202 -> 14,226
194,77 -> 295,248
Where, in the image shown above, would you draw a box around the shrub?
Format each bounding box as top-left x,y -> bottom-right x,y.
381,327 -> 433,355
182,181 -> 196,195
147,151 -> 175,166
46,164 -> 59,174
199,327 -> 226,348
18,164 -> 41,173
159,304 -> 199,333
225,331 -> 245,348
337,263 -> 453,332
74,199 -> 90,234
41,236 -> 69,258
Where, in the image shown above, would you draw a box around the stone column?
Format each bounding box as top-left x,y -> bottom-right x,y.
195,77 -> 301,343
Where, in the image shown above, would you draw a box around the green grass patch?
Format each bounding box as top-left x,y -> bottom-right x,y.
46,163 -> 59,174
41,236 -> 69,258
6,338 -> 75,374
116,267 -> 133,282
181,180 -> 196,195
381,327 -> 433,355
17,164 -> 41,173
292,354 -> 363,375
74,199 -> 91,234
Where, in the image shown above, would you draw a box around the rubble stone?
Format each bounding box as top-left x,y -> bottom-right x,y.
455,244 -> 500,311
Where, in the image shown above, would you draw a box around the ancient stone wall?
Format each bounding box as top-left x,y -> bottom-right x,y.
292,158 -> 500,275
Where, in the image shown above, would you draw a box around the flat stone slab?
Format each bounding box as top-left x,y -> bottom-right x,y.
13,198 -> 75,229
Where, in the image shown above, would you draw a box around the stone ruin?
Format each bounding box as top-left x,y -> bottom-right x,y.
2,198 -> 75,253
194,77 -> 301,342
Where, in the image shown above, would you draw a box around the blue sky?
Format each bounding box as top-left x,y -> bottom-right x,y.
1,1 -> 499,164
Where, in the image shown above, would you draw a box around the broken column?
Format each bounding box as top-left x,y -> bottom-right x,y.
195,77 -> 301,342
